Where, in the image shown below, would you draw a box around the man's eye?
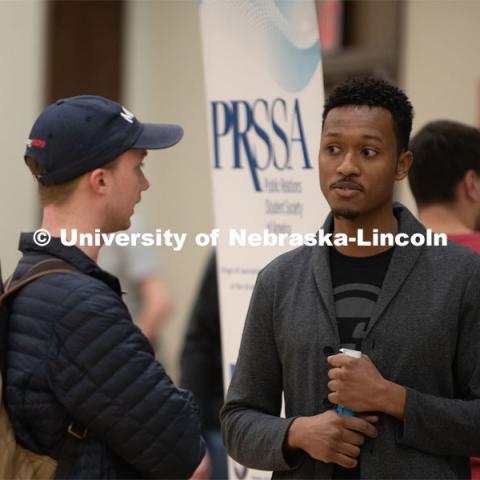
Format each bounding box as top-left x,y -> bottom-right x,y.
326,145 -> 340,154
361,148 -> 377,157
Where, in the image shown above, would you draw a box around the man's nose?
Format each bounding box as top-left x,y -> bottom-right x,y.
336,151 -> 360,177
142,175 -> 150,191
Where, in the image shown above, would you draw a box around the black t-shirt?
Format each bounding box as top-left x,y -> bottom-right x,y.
329,246 -> 393,479
330,246 -> 393,351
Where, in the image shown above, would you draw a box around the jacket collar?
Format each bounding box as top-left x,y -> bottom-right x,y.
18,232 -> 122,295
312,203 -> 425,342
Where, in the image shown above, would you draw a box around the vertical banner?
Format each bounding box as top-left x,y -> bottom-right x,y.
199,1 -> 328,478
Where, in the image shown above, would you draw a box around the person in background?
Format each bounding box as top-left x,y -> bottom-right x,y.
98,214 -> 173,347
409,120 -> 480,250
180,252 -> 227,479
409,119 -> 480,480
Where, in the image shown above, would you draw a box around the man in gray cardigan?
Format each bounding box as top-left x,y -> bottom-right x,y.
221,77 -> 480,479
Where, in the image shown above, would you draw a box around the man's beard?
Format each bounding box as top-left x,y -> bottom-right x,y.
332,208 -> 360,220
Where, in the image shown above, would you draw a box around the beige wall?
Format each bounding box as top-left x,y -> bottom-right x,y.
124,0 -> 213,378
0,0 -> 46,277
398,0 -> 480,211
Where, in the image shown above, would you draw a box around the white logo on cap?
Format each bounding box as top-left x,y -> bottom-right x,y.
120,106 -> 135,124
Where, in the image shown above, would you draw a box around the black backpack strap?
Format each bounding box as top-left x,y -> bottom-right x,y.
53,424 -> 88,480
0,257 -> 86,479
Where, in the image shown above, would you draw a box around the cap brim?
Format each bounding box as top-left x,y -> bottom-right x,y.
132,123 -> 184,149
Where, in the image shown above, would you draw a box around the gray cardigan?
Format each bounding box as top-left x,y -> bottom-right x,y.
221,204 -> 480,479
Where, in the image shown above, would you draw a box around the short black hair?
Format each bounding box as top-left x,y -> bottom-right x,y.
408,120 -> 480,206
323,77 -> 414,153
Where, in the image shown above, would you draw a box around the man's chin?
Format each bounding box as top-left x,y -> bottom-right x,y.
332,208 -> 360,221
103,220 -> 131,235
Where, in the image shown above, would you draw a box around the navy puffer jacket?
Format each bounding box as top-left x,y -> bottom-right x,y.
6,233 -> 205,479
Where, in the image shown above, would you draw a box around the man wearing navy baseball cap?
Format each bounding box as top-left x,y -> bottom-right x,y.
24,95 -> 183,233
1,96 -> 205,478
25,95 -> 183,186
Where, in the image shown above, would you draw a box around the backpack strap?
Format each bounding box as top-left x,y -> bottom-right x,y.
0,257 -> 86,479
0,258 -> 77,304
53,430 -> 86,480
0,258 -> 77,384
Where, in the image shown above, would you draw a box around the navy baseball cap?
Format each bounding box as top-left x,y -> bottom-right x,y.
25,95 -> 184,185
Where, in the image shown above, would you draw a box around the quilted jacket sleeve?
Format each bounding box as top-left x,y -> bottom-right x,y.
46,279 -> 205,479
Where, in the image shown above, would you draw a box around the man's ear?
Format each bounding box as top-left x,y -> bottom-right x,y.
395,150 -> 413,181
87,168 -> 109,194
462,169 -> 480,201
